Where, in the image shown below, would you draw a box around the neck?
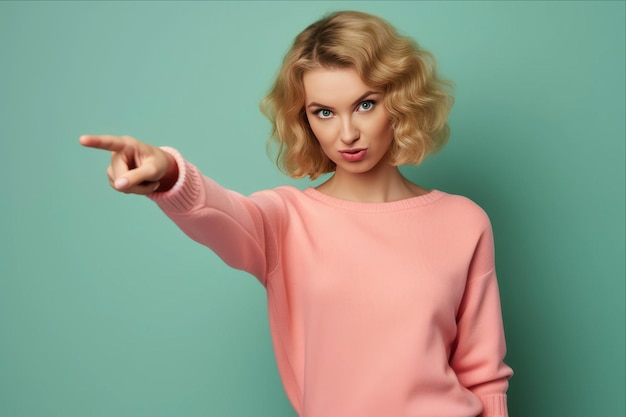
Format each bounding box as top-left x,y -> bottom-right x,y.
316,164 -> 427,203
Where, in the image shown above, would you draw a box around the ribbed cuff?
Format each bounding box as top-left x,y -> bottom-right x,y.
480,393 -> 508,417
149,146 -> 202,213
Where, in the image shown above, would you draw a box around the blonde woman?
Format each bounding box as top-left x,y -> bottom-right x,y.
80,11 -> 513,417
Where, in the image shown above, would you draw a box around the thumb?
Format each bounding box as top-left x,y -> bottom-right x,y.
115,163 -> 161,191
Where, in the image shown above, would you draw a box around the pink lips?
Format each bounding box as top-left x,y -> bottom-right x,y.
339,148 -> 367,162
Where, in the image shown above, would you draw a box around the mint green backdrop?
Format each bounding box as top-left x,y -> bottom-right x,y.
1,1 -> 624,416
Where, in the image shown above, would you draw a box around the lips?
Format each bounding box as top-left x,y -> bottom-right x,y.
339,148 -> 367,162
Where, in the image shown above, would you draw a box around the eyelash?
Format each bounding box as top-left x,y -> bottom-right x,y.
314,100 -> 377,119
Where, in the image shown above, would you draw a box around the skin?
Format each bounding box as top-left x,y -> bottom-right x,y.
80,67 -> 427,202
79,135 -> 178,195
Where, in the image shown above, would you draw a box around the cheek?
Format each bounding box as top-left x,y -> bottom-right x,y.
308,120 -> 334,145
369,114 -> 393,140
305,115 -> 321,141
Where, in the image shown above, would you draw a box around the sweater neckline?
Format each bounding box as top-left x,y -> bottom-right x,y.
302,187 -> 446,212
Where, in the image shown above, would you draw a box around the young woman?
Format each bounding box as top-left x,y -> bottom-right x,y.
80,10 -> 513,417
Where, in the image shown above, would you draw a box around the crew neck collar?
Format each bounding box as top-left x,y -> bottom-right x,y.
303,187 -> 445,212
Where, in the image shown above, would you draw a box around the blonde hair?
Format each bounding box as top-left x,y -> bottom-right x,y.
261,10 -> 454,179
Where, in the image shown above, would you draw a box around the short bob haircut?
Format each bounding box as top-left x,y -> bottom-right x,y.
261,10 -> 454,180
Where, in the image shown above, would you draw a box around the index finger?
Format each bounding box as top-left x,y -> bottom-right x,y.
79,135 -> 128,153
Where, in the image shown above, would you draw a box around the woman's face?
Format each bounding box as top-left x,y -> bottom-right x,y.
303,67 -> 394,176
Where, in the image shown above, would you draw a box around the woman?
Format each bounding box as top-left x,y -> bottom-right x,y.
80,10 -> 513,417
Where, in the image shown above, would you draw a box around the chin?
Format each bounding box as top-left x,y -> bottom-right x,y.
337,163 -> 380,176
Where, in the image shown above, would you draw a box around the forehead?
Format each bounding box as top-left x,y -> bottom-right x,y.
303,67 -> 377,105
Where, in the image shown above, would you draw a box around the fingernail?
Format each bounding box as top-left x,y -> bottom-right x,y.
115,178 -> 129,189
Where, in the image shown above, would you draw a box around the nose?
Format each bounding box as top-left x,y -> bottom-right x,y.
339,116 -> 359,145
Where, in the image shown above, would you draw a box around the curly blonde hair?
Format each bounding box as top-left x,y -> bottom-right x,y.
261,10 -> 454,179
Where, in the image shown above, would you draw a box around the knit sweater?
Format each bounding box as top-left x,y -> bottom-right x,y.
150,148 -> 513,417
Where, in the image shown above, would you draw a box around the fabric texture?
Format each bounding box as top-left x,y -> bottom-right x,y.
150,147 -> 513,417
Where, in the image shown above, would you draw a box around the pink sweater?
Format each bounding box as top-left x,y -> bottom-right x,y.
151,148 -> 513,417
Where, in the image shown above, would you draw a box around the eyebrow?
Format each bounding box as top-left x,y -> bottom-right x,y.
306,90 -> 380,110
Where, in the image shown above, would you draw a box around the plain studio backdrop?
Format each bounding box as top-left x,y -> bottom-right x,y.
0,2 -> 624,416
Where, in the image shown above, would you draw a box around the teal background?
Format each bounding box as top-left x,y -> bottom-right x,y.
1,1 -> 624,416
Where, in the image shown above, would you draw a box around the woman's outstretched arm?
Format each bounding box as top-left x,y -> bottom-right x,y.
80,135 -> 284,284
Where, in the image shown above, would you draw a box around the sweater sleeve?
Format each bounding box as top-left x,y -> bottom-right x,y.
449,221 -> 514,417
148,147 -> 283,286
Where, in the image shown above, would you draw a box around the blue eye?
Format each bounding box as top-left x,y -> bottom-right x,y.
316,109 -> 333,119
358,100 -> 375,112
